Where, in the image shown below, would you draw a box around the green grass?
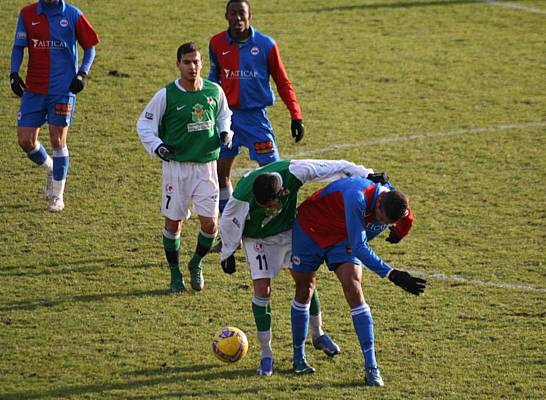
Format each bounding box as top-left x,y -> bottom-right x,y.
1,0 -> 545,399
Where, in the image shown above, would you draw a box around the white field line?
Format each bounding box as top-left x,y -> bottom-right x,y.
410,271 -> 546,293
485,0 -> 546,15
232,121 -> 546,177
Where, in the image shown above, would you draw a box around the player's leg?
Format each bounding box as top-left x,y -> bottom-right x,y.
334,263 -> 384,386
161,161 -> 191,292
189,161 -> 220,290
46,95 -> 75,212
17,93 -> 53,202
244,109 -> 280,167
164,217 -> 185,292
217,156 -> 236,213
243,235 -> 285,377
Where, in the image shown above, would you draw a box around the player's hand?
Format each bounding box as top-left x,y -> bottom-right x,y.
221,254 -> 236,274
367,172 -> 389,185
291,119 -> 304,143
385,226 -> 401,244
9,72 -> 25,97
388,269 -> 426,295
69,71 -> 87,94
154,143 -> 172,161
220,130 -> 233,149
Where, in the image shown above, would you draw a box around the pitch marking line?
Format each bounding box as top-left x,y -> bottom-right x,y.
485,0 -> 546,15
410,271 -> 546,293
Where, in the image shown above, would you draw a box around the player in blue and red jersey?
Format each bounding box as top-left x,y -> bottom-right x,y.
208,0 -> 305,214
10,0 -> 99,212
289,176 -> 426,385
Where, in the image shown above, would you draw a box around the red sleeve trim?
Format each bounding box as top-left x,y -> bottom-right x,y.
267,43 -> 302,120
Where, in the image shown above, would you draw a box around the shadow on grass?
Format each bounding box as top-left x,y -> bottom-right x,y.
0,289 -> 169,312
0,364 -> 365,399
305,0 -> 486,13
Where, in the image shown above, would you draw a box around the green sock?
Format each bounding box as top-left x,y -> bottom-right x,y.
190,230 -> 216,266
163,230 -> 180,270
252,295 -> 271,331
310,288 -> 321,316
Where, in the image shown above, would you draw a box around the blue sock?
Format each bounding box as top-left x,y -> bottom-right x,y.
351,303 -> 377,369
291,299 -> 310,361
27,143 -> 48,166
52,147 -> 69,180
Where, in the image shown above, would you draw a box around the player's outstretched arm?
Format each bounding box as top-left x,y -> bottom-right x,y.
388,269 -> 427,295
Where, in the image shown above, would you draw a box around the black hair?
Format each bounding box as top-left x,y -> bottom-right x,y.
226,0 -> 251,13
381,190 -> 409,222
253,173 -> 282,205
176,42 -> 201,62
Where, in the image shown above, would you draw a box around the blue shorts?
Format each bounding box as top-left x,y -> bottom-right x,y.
219,108 -> 279,164
18,92 -> 76,128
291,220 -> 361,273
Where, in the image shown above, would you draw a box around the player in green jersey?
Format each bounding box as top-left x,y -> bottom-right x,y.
219,159 -> 381,376
137,42 -> 233,293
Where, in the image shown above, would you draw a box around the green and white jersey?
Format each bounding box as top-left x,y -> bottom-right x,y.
219,159 -> 374,261
136,78 -> 232,163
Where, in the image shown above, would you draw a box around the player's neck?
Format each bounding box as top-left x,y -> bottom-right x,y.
230,29 -> 251,43
178,77 -> 201,92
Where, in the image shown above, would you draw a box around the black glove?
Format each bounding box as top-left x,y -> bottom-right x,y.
388,269 -> 426,295
154,143 -> 172,161
9,72 -> 25,97
385,226 -> 401,244
221,254 -> 236,274
69,71 -> 87,94
291,119 -> 304,143
367,172 -> 389,185
219,130 -> 233,149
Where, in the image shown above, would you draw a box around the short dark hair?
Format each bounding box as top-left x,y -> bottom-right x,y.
176,42 -> 200,62
253,173 -> 281,205
226,0 -> 251,13
381,190 -> 409,222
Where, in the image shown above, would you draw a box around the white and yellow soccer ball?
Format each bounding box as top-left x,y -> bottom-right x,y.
211,326 -> 249,363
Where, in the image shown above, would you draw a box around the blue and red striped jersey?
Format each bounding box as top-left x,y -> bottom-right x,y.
297,177 -> 413,277
208,27 -> 302,120
13,0 -> 99,95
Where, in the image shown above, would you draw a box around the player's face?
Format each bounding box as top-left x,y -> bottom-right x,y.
177,51 -> 202,83
226,2 -> 251,38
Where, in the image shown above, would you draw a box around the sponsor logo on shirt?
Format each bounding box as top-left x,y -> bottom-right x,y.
365,222 -> 388,232
60,19 -> 69,28
223,68 -> 257,80
55,103 -> 73,116
145,112 -> 153,120
250,47 -> 259,56
222,50 -> 231,55
31,21 -> 40,26
31,39 -> 67,49
187,103 -> 213,132
176,105 -> 186,111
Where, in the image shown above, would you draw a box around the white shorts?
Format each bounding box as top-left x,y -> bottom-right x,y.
242,230 -> 292,280
161,160 -> 219,221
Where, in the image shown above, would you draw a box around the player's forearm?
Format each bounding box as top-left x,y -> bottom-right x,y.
79,46 -> 96,74
11,44 -> 24,74
219,199 -> 248,261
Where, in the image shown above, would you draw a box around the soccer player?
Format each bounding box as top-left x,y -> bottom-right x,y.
136,43 -> 233,293
289,176 -> 426,385
219,159 -> 388,377
10,0 -> 99,212
208,0 -> 305,214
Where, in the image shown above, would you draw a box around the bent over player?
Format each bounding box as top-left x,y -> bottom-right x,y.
10,0 -> 99,212
290,176 -> 426,385
208,0 -> 304,213
220,159 -> 389,376
136,43 -> 233,293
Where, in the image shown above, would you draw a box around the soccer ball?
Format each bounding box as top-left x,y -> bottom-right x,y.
211,326 -> 249,363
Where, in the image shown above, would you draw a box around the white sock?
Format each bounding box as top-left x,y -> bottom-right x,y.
52,179 -> 66,199
257,330 -> 273,359
310,313 -> 325,339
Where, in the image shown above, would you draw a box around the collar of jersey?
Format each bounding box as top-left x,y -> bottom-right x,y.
226,26 -> 255,45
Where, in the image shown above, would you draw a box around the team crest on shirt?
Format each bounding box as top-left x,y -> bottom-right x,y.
165,184 -> 174,194
60,19 -> 69,28
188,103 -> 213,132
254,241 -> 264,253
251,47 -> 260,56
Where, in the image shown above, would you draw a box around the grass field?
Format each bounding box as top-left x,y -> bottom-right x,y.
1,0 -> 545,399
